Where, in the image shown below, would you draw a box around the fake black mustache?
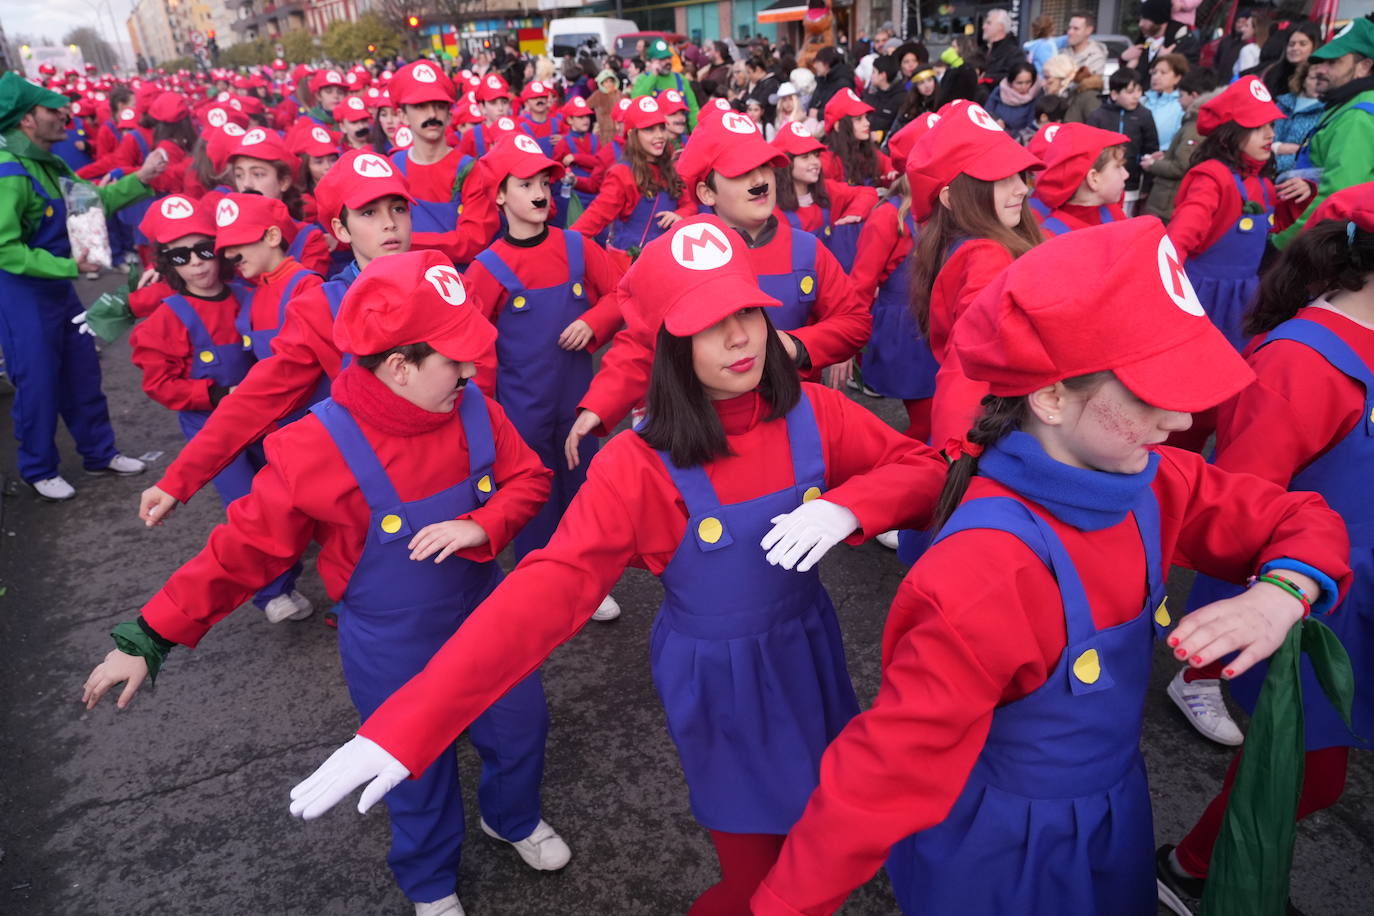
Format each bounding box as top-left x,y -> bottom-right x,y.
225,253 -> 244,265
530,198 -> 549,209
239,188 -> 263,196
421,118 -> 444,129
748,183 -> 770,197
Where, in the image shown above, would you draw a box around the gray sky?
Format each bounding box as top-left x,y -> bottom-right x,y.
4,0 -> 137,65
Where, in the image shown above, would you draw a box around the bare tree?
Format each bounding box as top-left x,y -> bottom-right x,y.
372,0 -> 430,35
63,27 -> 118,72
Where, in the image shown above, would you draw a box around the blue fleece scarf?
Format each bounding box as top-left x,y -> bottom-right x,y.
977,431 -> 1161,531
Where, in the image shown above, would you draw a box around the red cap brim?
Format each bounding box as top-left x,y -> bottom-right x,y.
662,280 -> 782,336
1114,328 -> 1255,413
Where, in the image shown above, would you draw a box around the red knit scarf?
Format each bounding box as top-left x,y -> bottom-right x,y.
330,363 -> 458,437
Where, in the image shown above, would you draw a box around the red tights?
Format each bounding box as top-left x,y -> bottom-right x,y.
687,830 -> 785,915
1175,744 -> 1349,878
903,398 -> 932,443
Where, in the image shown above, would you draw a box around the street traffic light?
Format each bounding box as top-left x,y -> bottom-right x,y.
407,15 -> 420,28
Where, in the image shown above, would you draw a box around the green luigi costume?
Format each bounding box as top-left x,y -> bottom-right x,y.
631,39 -> 700,128
0,72 -> 152,490
1275,17 -> 1374,247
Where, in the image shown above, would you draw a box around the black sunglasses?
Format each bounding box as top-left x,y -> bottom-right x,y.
162,242 -> 217,266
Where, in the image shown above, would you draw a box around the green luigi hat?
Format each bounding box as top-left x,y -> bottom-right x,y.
1311,17 -> 1374,62
645,39 -> 673,60
0,72 -> 73,133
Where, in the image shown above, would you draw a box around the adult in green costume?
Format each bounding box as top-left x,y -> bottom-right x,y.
631,38 -> 700,129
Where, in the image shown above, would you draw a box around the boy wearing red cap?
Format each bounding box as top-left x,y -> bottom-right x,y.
287,216 -> 947,915
464,135 -> 626,617
1031,122 -> 1131,236
750,218 -> 1350,916
459,73 -> 516,158
304,69 -> 349,128
129,194 -> 310,623
516,80 -> 562,156
656,88 -> 690,145
333,95 -> 375,151
225,128 -> 332,275
86,249 -> 566,916
549,95 -> 605,218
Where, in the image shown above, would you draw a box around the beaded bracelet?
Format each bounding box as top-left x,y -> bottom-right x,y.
1249,573 -> 1312,617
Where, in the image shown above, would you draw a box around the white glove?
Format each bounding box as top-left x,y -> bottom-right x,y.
760,498 -> 860,573
288,735 -> 410,820
71,311 -> 95,336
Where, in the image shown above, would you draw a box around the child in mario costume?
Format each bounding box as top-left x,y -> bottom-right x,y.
1030,122 -> 1131,236
750,218 -> 1350,916
287,216 -> 948,916
85,249 -> 567,916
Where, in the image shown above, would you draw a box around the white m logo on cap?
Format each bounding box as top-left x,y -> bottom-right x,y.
311,127 -> 331,143
425,265 -> 466,305
207,108 -> 227,127
1044,124 -> 1060,143
216,199 -> 239,227
414,64 -> 437,83
968,105 -> 1000,132
242,128 -> 267,145
514,134 -> 541,154
353,153 -> 393,177
1157,236 -> 1204,316
1249,79 -> 1272,102
722,112 -> 757,135
222,122 -> 245,137
672,223 -> 733,270
161,196 -> 194,219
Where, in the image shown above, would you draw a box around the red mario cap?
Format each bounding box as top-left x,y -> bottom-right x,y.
309,69 -> 349,94
657,88 -> 688,116
559,95 -> 593,120
390,61 -> 457,106
612,96 -> 633,122
771,120 -> 825,156
290,64 -> 314,83
333,95 -> 372,123
678,112 -> 786,200
288,123 -> 343,158
333,250 -> 496,361
139,194 -> 216,244
519,80 -> 556,102
212,193 -> 295,251
626,216 -> 780,336
228,127 -> 292,167
624,95 -> 668,130
313,150 -> 415,240
1032,123 -> 1130,209
823,88 -> 873,134
453,101 -> 484,126
906,102 -> 1044,222
200,102 -> 249,130
887,112 -> 941,174
344,69 -> 372,90
1307,181 -> 1374,233
1198,76 -> 1285,136
952,218 -> 1254,412
481,134 -> 565,186
205,123 -> 247,171
486,115 -> 521,143
476,72 -> 512,102
148,92 -> 189,123
695,97 -> 736,130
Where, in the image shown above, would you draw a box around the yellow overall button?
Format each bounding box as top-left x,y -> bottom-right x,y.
824,226 -> 832,236
198,350 -> 215,364
380,514 -> 403,534
698,517 -> 723,544
572,282 -> 583,296
242,334 -> 252,347
1268,213 -> 1276,226
1073,648 -> 1101,685
799,275 -> 815,295
1154,600 -> 1171,628
802,486 -> 822,503
477,474 -> 493,493
1239,217 -> 1255,231
45,205 -> 54,218
512,296 -> 527,310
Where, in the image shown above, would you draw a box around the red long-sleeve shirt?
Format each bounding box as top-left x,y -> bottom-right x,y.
1214,303 -> 1374,485
568,163 -> 697,240
1038,201 -> 1127,237
752,447 -> 1351,915
578,219 -> 867,434
128,288 -> 242,412
93,120 -> 123,160
461,228 -> 625,349
242,257 -> 322,334
787,180 -> 878,234
402,149 -> 502,265
1168,159 -> 1304,260
550,133 -> 605,195
141,381 -> 552,649
848,201 -> 910,306
77,127 -> 154,180
356,384 -> 950,774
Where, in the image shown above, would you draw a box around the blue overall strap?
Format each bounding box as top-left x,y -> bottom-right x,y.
162,294 -> 214,353
820,206 -> 831,236
457,384 -> 497,494
612,139 -> 624,162
1097,204 -> 1118,224
946,236 -> 971,261
791,224 -> 819,273
1228,170 -> 1272,211
475,128 -> 487,157
1041,216 -> 1072,236
288,224 -> 320,261
783,209 -> 804,232
131,130 -> 151,158
564,227 -> 587,292
1131,486 -> 1167,636
103,119 -> 118,135
235,287 -> 254,339
1259,319 -> 1374,435
473,246 -> 526,295
389,149 -> 409,174
276,267 -> 315,327
311,399 -> 405,514
453,154 -> 476,199
321,263 -> 359,319
782,390 -> 825,486
1028,197 -> 1051,219
674,73 -> 685,93
587,133 -> 600,155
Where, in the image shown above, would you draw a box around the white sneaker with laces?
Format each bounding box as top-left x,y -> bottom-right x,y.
87,454 -> 147,476
591,593 -> 621,621
286,590 -> 314,621
264,594 -> 304,624
33,476 -> 76,501
875,530 -> 900,550
480,818 -> 571,871
414,894 -> 464,916
1168,668 -> 1244,746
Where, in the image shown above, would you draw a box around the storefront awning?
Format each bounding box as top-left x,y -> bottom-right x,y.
758,0 -> 807,24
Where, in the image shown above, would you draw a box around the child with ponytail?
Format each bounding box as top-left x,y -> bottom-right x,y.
1157,187 -> 1374,916
751,218 -> 1351,916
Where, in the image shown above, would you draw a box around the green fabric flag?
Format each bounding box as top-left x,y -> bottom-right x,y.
563,185 -> 585,225
1201,617 -> 1356,916
84,290 -> 135,343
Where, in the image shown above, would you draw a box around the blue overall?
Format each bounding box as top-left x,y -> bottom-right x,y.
1040,205 -> 1119,237
887,491 -> 1168,915
389,149 -> 472,234
1184,171 -> 1272,351
782,206 -> 861,273
519,113 -> 564,157
163,292 -> 302,608
0,162 -> 119,482
114,131 -> 154,246
863,201 -> 939,401
609,187 -> 674,254
1187,318 -> 1372,750
313,390 -> 549,902
563,132 -> 601,213
286,222 -> 324,267
756,226 -> 819,332
474,231 -> 597,558
236,266 -> 328,422
651,394 -> 860,833
1028,196 -> 1051,220
53,125 -> 93,170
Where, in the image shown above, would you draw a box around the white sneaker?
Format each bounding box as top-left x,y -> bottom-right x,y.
286,590 -> 314,621
1167,668 -> 1244,746
32,476 -> 76,501
87,454 -> 147,476
414,894 -> 464,916
480,818 -> 571,871
875,530 -> 900,550
591,593 -> 621,621
264,594 -> 305,624
83,270 -> 100,280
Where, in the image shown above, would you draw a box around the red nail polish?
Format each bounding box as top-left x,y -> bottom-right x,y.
1224,668 -> 1235,678
1168,637 -> 1179,647
1175,648 -> 1187,658
1191,655 -> 1203,665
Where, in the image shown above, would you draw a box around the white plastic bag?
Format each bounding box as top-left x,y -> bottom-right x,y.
59,177 -> 112,270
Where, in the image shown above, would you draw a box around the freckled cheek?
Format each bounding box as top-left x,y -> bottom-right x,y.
1085,398 -> 1153,449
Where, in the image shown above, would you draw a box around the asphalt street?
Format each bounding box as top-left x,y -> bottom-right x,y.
0,272 -> 1370,915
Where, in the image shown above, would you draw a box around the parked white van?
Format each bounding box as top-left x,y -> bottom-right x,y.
546,17 -> 638,60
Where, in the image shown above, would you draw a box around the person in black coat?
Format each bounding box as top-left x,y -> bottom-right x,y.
981,9 -> 1025,87
1124,0 -> 1203,69
1086,67 -> 1159,198
808,46 -> 856,120
863,56 -> 906,138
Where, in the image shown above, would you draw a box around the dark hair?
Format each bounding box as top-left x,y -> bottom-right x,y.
1288,59 -> 1313,95
1031,15 -> 1055,39
1069,10 -> 1097,28
1179,67 -> 1218,95
1191,119 -> 1276,179
354,341 -> 437,370
1245,219 -> 1374,335
1006,62 -> 1037,85
1151,52 -> 1190,78
189,136 -> 222,191
933,372 -> 1111,533
772,160 -> 831,211
893,41 -> 929,66
815,46 -> 843,69
1035,93 -> 1069,121
873,55 -> 901,82
824,116 -> 881,186
109,85 -> 134,114
911,173 -> 1044,332
637,310 -> 801,467
713,41 -> 734,64
155,238 -> 236,294
626,127 -> 685,200
1109,67 -> 1142,93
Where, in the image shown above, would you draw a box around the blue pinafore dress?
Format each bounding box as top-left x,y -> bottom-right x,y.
1188,318 -> 1372,750
312,389 -> 549,902
863,200 -> 939,401
782,205 -> 861,273
1184,171 -> 1273,350
609,185 -> 674,255
650,394 -> 860,833
474,230 -> 597,557
887,489 -> 1169,915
